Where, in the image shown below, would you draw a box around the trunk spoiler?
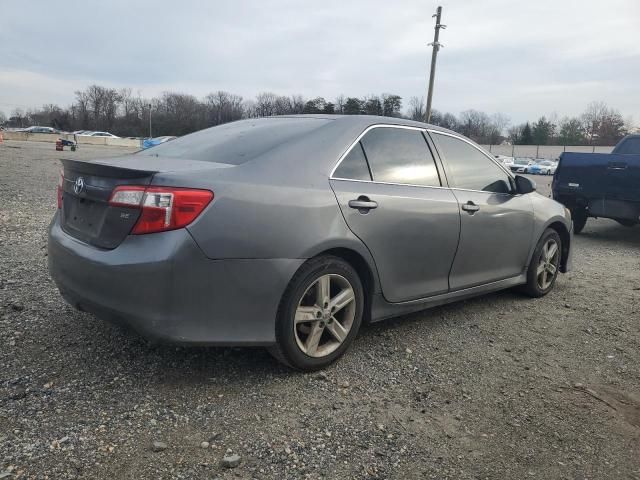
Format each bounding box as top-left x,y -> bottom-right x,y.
61,158 -> 156,179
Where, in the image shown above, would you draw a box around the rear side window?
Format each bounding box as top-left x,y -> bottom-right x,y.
431,133 -> 512,194
359,127 -> 441,187
613,137 -> 640,154
138,118 -> 331,165
333,143 -> 372,180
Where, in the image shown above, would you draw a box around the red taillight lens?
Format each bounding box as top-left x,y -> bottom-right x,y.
57,170 -> 64,209
109,186 -> 213,234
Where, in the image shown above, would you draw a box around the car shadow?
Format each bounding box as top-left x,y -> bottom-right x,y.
37,287 -> 535,389
578,219 -> 640,247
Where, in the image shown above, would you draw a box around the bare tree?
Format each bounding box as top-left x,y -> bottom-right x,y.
254,92 -> 279,117
407,96 -> 425,121
491,113 -> 510,137
290,95 -> 306,114
581,101 -> 608,145
334,95 -> 346,115
205,91 -> 244,126
74,90 -> 90,129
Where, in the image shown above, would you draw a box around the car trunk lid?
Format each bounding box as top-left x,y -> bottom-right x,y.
60,158 -> 156,249
60,156 -> 229,249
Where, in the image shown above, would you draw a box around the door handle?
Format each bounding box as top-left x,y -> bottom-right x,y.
348,196 -> 378,212
607,162 -> 627,170
461,201 -> 480,214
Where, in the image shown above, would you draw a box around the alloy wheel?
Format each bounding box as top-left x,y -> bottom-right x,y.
536,239 -> 559,290
294,274 -> 356,358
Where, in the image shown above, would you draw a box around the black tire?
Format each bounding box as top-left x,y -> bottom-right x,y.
615,219 -> 637,227
572,209 -> 587,235
269,255 -> 364,371
520,228 -> 562,298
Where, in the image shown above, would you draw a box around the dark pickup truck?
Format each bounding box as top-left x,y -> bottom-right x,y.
552,135 -> 640,233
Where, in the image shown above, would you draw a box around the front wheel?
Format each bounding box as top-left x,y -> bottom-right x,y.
269,256 -> 364,371
520,228 -> 562,298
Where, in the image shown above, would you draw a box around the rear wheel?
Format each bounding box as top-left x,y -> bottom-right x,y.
269,256 -> 364,371
520,228 -> 562,298
572,209 -> 587,234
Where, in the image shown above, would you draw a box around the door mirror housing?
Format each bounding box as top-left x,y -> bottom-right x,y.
515,175 -> 536,194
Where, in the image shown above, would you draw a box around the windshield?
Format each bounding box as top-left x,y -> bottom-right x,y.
137,117 -> 331,165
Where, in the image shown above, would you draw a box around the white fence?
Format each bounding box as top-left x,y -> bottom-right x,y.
481,144 -> 614,160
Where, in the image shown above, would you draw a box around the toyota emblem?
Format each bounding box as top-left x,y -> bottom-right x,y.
74,177 -> 85,195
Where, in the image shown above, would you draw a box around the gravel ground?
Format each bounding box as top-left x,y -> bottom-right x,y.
1,140 -> 639,479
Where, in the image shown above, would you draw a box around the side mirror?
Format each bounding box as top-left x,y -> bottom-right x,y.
515,175 -> 536,194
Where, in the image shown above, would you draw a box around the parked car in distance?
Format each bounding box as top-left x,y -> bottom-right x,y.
494,155 -> 514,167
48,115 -> 572,370
20,126 -> 59,134
529,160 -> 557,175
510,157 -> 534,173
142,136 -> 177,149
72,130 -> 91,135
552,134 -> 640,234
86,131 -> 120,138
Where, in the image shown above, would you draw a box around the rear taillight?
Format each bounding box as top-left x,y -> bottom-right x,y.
109,186 -> 213,234
57,171 -> 64,209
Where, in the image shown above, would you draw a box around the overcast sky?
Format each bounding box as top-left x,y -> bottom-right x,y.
1,0 -> 638,123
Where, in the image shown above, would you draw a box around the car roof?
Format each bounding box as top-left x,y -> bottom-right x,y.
135,115 -> 485,187
276,114 -> 456,134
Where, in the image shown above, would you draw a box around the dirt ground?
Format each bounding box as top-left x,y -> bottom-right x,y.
1,140 -> 639,479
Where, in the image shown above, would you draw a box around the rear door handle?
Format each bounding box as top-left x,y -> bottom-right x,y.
607,162 -> 627,170
461,201 -> 480,214
349,196 -> 378,212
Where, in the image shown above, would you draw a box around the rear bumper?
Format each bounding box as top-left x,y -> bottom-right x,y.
48,212 -> 303,345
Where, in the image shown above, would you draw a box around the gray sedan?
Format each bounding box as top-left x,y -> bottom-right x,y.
48,115 -> 572,370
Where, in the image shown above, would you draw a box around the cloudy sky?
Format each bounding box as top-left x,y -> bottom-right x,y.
1,0 -> 638,123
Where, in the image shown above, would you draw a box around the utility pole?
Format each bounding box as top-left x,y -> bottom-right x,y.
148,103 -> 152,138
425,6 -> 445,123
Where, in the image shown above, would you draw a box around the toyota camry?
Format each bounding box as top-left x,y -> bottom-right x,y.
48,115 -> 572,370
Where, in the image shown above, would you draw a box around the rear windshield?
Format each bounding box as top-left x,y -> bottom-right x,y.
137,118 -> 330,165
613,137 -> 640,154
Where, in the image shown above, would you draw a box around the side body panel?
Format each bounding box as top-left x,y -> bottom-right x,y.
553,152 -> 640,220
448,190 -> 534,290
331,179 -> 460,302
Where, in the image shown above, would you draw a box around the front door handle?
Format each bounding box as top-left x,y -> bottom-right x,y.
461,201 -> 480,214
349,196 -> 378,213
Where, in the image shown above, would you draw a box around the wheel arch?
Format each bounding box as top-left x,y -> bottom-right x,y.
546,220 -> 571,273
310,247 -> 377,323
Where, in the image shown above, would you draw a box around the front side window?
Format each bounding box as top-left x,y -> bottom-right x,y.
333,142 -> 372,180
431,133 -> 512,194
359,127 -> 441,187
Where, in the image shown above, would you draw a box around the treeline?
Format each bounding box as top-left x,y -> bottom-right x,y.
2,86 -> 403,138
1,85 -> 631,146
406,98 -> 630,146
